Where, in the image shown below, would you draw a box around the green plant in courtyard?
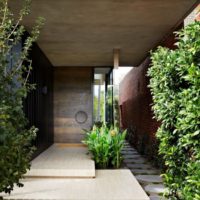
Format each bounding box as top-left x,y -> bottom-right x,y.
147,21 -> 200,199
82,124 -> 126,169
0,0 -> 44,195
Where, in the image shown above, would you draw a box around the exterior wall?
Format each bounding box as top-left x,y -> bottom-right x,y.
54,67 -> 93,143
119,31 -> 179,162
119,58 -> 160,158
25,43 -> 54,158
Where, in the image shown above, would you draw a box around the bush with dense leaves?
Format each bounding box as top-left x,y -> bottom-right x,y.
0,0 -> 44,194
147,21 -> 200,199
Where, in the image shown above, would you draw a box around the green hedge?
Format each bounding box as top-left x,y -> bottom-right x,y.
147,22 -> 200,199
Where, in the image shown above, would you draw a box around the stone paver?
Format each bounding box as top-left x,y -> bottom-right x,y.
144,184 -> 165,195
123,156 -> 141,160
124,158 -> 147,164
123,154 -> 141,158
136,175 -> 162,185
149,195 -> 167,200
122,141 -> 166,199
131,169 -> 160,175
126,163 -> 154,169
122,152 -> 139,155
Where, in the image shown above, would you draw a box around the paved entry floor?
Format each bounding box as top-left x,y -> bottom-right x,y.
25,144 -> 95,178
2,170 -> 149,200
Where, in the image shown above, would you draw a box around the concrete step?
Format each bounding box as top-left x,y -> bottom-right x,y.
25,144 -> 95,178
2,170 -> 150,200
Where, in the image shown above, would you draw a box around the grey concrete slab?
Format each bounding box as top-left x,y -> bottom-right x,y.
123,155 -> 142,159
136,175 -> 163,185
25,144 -> 95,178
1,170 -> 150,200
124,158 -> 147,164
149,195 -> 167,200
126,163 -> 154,169
131,169 -> 160,175
144,184 -> 165,195
122,151 -> 138,154
123,154 -> 141,159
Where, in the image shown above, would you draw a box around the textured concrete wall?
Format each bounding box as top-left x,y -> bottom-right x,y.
54,67 -> 93,143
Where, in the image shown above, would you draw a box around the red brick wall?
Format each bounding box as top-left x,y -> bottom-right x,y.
119,58 -> 160,155
119,31 -> 179,161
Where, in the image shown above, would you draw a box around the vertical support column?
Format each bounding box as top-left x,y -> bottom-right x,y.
113,49 -> 120,126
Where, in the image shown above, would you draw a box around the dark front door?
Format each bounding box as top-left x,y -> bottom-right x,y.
54,67 -> 93,143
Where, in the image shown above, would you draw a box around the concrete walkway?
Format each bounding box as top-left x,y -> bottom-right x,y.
1,143 -> 150,200
25,144 -> 95,178
2,170 -> 149,200
122,141 -> 167,200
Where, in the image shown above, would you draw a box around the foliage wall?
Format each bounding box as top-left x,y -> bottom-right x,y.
147,22 -> 200,199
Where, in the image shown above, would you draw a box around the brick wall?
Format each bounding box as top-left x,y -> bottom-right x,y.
119,32 -> 178,164
119,58 -> 160,160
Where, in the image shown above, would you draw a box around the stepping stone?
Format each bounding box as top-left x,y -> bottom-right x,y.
122,149 -> 134,152
124,154 -> 141,158
131,169 -> 160,175
136,175 -> 162,185
124,158 -> 147,164
121,151 -> 139,156
122,148 -> 135,150
123,155 -> 141,159
150,195 -> 167,200
123,144 -> 131,146
122,151 -> 138,155
144,184 -> 165,195
123,147 -> 132,149
124,142 -> 130,145
123,147 -> 136,150
126,163 -> 154,169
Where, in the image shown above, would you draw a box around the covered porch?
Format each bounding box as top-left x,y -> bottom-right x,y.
3,0 -> 199,199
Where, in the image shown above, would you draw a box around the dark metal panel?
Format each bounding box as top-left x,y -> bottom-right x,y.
24,42 -> 54,158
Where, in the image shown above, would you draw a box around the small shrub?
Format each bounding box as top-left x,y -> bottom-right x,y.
147,21 -> 200,199
82,124 -> 126,169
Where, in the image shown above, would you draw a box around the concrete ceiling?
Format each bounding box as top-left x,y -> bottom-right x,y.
10,0 -> 198,67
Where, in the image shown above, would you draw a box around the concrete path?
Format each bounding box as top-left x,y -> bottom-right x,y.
25,144 -> 95,178
122,141 -> 167,200
2,170 -> 149,200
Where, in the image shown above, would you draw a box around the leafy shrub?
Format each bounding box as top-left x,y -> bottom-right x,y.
83,124 -> 126,169
0,0 -> 44,194
147,21 -> 200,199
